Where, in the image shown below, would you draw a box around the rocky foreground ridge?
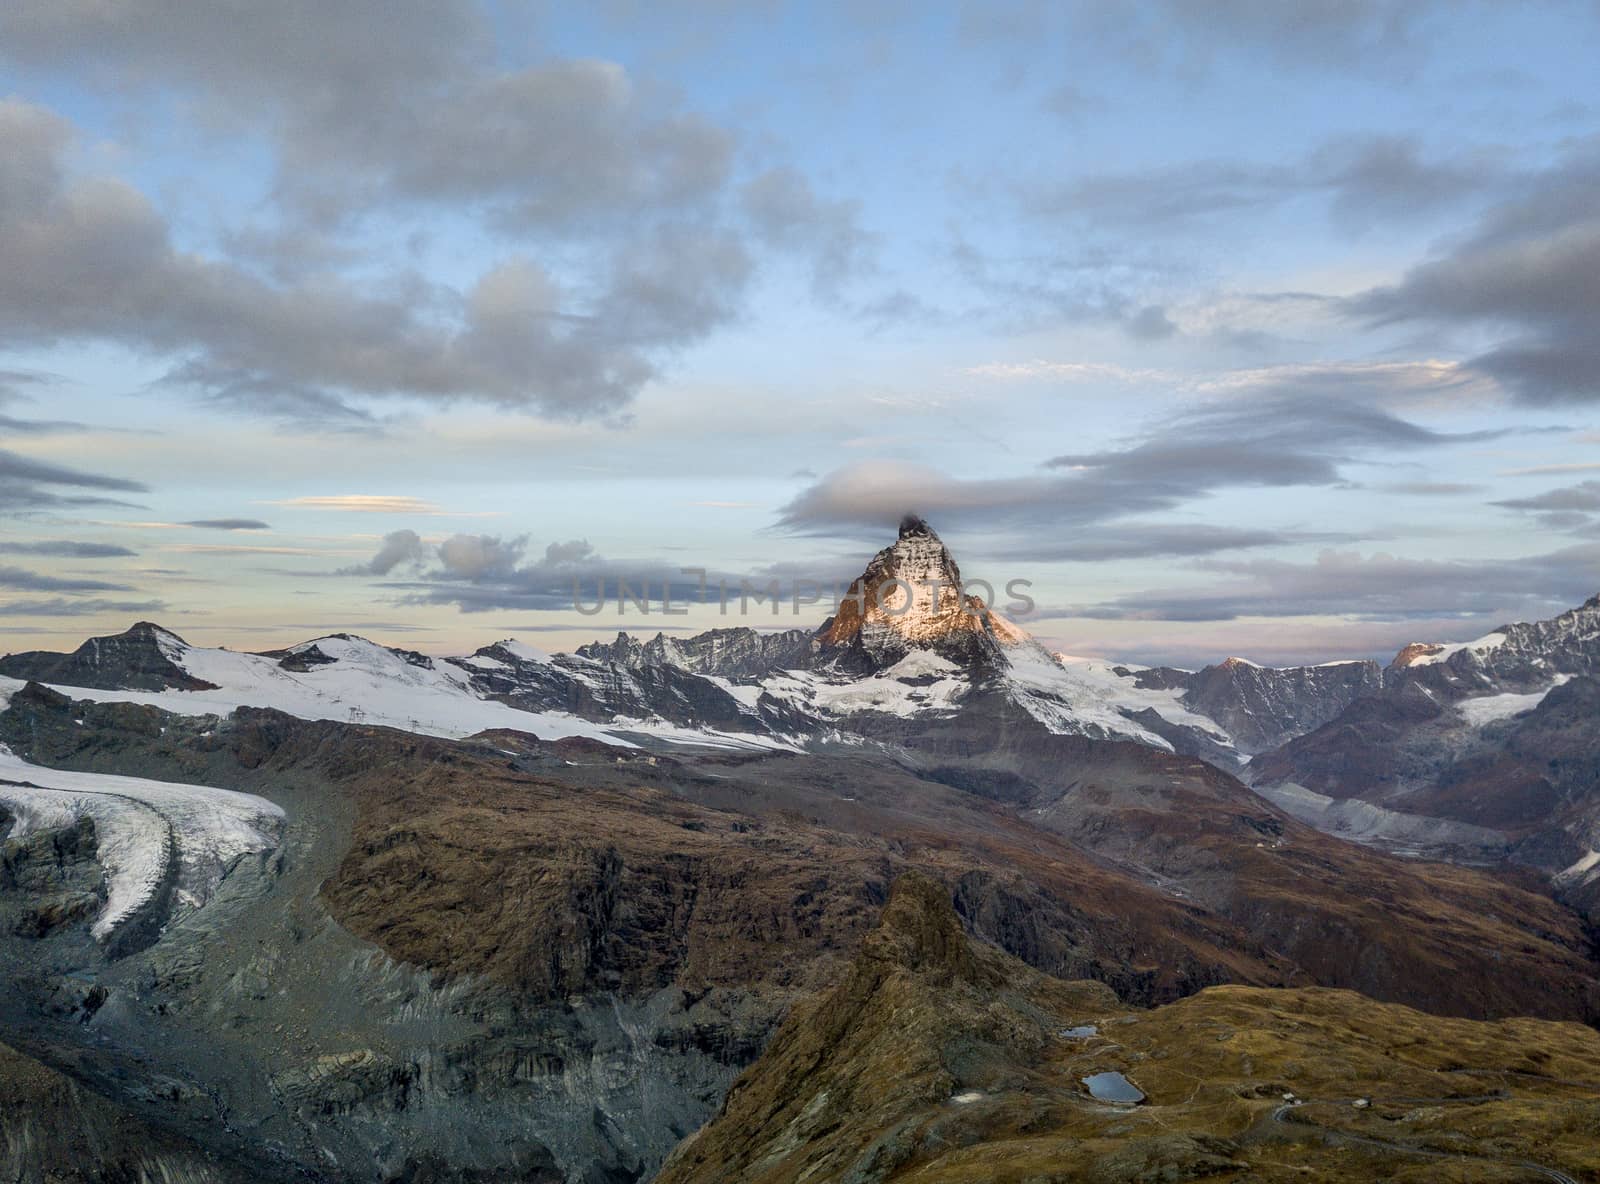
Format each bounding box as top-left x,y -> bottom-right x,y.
660,873 -> 1600,1184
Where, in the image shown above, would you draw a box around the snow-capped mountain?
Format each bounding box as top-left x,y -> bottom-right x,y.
1249,595 -> 1600,876
816,514 -> 1027,672
1387,593 -> 1600,691
0,519 -> 1237,758
1,523 -> 1595,780
1117,655 -> 1384,755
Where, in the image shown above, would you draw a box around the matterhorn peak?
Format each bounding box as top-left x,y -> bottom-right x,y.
818,514 -> 1027,671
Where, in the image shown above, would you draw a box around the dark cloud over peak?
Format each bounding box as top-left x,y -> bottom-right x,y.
777,395 -> 1501,537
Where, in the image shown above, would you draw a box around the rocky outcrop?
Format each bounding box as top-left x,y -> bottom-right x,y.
657,873 -> 1121,1184
0,811 -> 103,940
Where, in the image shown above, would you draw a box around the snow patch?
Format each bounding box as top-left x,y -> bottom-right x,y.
1002,648 -> 1235,751
1456,676 -> 1568,726
1555,849 -> 1600,889
498,639 -> 555,665
1405,630 -> 1509,667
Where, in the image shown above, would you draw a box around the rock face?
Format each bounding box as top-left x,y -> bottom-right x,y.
818,515 -> 1026,674
659,874 -> 1600,1184
1137,657 -> 1384,755
0,622 -> 217,691
0,1037 -> 262,1184
463,638 -> 766,733
576,627 -> 816,680
657,872 -> 1121,1184
0,809 -> 103,941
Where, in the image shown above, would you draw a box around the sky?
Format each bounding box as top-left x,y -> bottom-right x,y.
1,0 -> 1598,667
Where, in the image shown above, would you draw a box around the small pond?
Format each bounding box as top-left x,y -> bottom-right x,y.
1082,1071 -> 1145,1104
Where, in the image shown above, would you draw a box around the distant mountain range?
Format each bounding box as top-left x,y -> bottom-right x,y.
5,514 -> 1595,896
2,516 -> 1597,1182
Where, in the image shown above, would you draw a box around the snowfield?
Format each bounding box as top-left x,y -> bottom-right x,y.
1,633 -> 789,752
1456,676 -> 1570,726
0,745 -> 284,940
760,650 -> 969,720
1010,648 -> 1234,753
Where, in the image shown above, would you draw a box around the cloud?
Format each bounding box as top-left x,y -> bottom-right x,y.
437,533 -> 526,581
1044,394 -> 1505,485
340,529 -> 427,576
0,368 -> 88,434
1001,524 -> 1361,563
1353,140 -> 1600,404
0,596 -> 165,617
1119,1 -> 1480,73
776,394 -> 1502,537
966,360 -> 1171,383
1499,462 -> 1600,477
0,6 -> 731,232
1059,544 -> 1600,623
1024,134 -> 1506,233
0,564 -> 134,593
1125,305 -> 1178,340
965,358 -> 1489,406
182,518 -> 271,531
1492,479 -> 1600,531
266,495 -> 449,515
741,167 -> 875,298
1494,480 -> 1600,514
162,544 -> 334,556
351,530 -> 734,613
1379,482 -> 1484,496
373,60 -> 733,233
0,98 -> 751,423
0,445 -> 147,513
0,539 -> 137,558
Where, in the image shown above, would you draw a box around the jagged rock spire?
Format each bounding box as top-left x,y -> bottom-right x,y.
817,514 -> 1027,671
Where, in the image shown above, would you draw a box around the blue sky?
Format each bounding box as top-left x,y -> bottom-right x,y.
1,1 -> 1598,665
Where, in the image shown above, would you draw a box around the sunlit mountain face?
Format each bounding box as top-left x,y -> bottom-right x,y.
3,5 -> 1600,1183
